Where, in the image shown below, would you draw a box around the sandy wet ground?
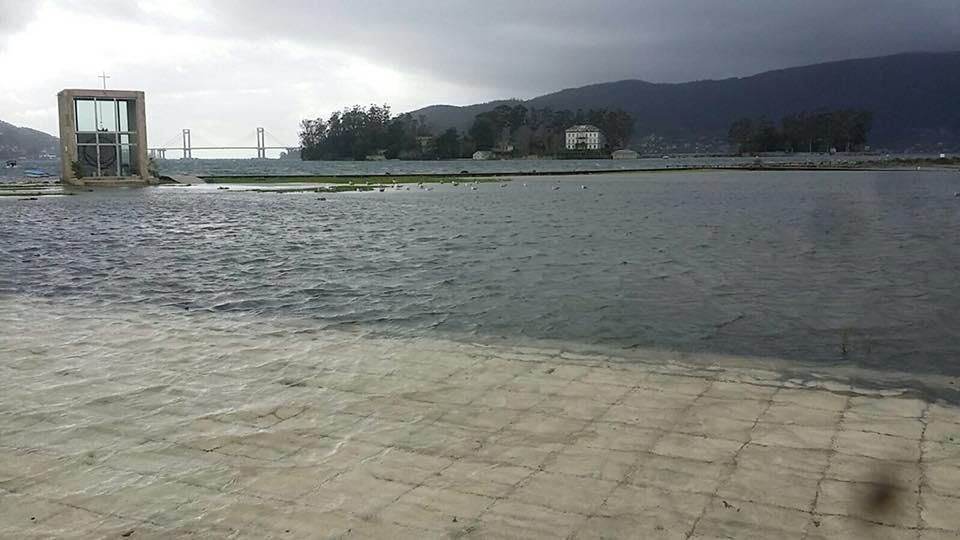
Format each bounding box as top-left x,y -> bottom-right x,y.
1,298 -> 959,539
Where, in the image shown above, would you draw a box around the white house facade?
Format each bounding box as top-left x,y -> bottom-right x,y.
565,125 -> 605,150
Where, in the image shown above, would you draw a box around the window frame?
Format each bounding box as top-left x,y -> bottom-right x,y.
74,97 -> 138,177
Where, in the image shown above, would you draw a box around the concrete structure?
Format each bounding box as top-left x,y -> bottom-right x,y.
57,89 -> 151,186
611,149 -> 640,159
565,125 -> 605,151
2,296 -> 960,538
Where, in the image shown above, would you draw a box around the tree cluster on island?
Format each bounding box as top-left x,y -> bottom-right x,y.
298,104 -> 634,160
467,104 -> 634,155
728,109 -> 873,154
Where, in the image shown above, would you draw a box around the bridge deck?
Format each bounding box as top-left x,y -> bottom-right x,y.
150,146 -> 291,151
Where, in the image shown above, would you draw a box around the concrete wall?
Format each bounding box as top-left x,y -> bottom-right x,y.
57,89 -> 150,186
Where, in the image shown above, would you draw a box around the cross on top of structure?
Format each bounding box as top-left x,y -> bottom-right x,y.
98,72 -> 110,90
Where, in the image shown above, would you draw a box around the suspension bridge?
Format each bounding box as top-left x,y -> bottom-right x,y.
148,128 -> 297,159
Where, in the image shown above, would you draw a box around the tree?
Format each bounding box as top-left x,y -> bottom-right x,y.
433,128 -> 461,159
754,116 -> 781,152
508,105 -> 528,131
728,118 -> 756,153
384,113 -> 421,159
299,104 -> 406,160
729,109 -> 873,154
466,105 -> 635,156
299,118 -> 327,160
468,117 -> 497,151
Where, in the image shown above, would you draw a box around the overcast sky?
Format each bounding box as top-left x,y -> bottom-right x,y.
1,0 -> 958,154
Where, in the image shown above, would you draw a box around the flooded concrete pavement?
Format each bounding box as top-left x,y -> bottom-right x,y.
1,297 -> 959,539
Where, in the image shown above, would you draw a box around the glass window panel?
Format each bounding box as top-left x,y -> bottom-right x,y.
77,133 -> 96,144
118,100 -> 129,132
120,134 -> 130,144
122,100 -> 137,133
96,99 -> 118,132
75,99 -> 96,131
127,144 -> 139,174
77,145 -> 98,166
98,144 -> 118,176
76,146 -> 99,177
97,132 -> 117,145
120,145 -> 130,175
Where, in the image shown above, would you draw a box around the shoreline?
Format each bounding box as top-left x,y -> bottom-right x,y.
192,159 -> 960,184
2,161 -> 956,197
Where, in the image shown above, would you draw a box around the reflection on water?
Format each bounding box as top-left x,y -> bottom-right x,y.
1,170 -> 958,373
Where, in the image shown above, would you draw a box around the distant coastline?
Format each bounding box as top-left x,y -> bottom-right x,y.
2,154 -> 957,192
188,155 -> 960,185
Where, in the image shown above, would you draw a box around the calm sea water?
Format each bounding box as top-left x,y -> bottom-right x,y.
2,170 -> 959,374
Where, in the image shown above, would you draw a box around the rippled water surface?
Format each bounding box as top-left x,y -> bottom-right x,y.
0,153 -> 943,181
2,170 -> 959,373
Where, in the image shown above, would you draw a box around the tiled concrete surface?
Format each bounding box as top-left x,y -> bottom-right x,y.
1,300 -> 959,539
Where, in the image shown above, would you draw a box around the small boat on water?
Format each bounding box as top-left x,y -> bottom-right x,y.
3,159 -> 16,168
23,169 -> 52,178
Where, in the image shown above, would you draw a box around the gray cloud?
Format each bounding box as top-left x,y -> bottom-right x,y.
2,0 -> 959,145
21,0 -> 960,97
171,0 -> 960,95
0,0 -> 41,49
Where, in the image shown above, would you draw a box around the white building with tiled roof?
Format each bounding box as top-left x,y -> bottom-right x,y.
564,124 -> 605,150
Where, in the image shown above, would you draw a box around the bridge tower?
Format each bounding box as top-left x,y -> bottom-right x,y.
256,127 -> 266,159
182,129 -> 192,159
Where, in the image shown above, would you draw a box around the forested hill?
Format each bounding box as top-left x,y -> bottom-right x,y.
409,52 -> 960,150
0,120 -> 58,159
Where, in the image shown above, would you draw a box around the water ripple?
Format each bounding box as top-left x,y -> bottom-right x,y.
1,170 -> 959,373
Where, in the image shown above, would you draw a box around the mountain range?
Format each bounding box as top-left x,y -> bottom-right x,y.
409,52 -> 960,152
0,120 -> 59,160
3,52 -> 959,158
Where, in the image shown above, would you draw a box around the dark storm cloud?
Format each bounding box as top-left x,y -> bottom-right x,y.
191,0 -> 960,94
6,0 -> 960,96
